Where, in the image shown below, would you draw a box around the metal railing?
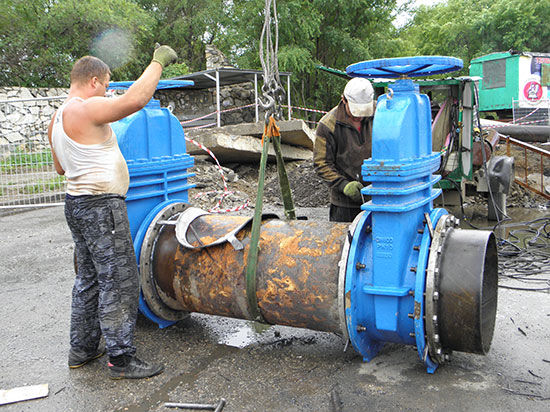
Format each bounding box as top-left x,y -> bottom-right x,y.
503,135 -> 550,199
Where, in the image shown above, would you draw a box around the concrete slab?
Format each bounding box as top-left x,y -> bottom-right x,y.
0,206 -> 549,412
185,128 -> 312,163
209,120 -> 316,149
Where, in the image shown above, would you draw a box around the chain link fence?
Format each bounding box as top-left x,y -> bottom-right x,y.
0,96 -> 67,209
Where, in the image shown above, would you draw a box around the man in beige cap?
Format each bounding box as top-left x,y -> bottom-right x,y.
314,77 -> 375,222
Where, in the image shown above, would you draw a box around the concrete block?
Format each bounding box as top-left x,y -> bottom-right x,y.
214,119 -> 315,149
186,129 -> 312,163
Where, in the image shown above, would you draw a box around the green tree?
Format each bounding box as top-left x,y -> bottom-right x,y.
217,0 -> 400,118
0,0 -> 155,87
480,0 -> 550,53
134,0 -> 229,73
399,0 -> 550,75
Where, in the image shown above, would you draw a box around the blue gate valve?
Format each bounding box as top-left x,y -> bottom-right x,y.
344,57 -> 498,373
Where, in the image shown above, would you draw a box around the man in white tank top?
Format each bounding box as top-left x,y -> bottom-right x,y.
48,45 -> 177,380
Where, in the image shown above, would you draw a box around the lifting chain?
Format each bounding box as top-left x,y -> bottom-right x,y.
259,0 -> 285,122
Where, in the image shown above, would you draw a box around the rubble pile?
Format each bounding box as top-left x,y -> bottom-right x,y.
188,155 -> 548,215
188,157 -> 329,213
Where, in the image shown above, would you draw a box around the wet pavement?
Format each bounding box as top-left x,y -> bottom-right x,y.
0,206 -> 548,411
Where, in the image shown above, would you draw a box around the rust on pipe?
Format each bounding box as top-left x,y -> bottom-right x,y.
150,215 -> 349,334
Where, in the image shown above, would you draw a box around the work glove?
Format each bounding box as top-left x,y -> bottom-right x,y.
152,43 -> 178,68
343,181 -> 363,203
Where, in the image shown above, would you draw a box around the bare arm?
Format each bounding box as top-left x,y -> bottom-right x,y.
47,113 -> 65,175
85,62 -> 164,125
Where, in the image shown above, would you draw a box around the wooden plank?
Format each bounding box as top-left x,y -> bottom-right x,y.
0,384 -> 49,405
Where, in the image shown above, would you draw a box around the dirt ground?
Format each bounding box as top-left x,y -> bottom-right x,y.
1,138 -> 547,411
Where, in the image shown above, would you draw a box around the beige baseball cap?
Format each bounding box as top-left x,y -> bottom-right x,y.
343,77 -> 374,117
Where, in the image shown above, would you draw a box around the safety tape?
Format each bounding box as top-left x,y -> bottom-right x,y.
484,118 -> 548,128
184,122 -> 217,131
513,106 -> 543,124
184,136 -> 251,213
282,104 -> 328,115
180,103 -> 257,126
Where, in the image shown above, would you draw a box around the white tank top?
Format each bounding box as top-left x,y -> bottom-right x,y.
51,97 -> 130,196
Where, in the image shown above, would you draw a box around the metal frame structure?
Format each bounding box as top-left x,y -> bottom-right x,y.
172,68 -> 292,125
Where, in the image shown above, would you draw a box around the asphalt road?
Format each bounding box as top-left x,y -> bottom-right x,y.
0,206 -> 548,411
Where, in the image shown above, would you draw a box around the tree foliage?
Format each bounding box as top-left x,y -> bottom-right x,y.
215,0 -> 399,115
400,0 -> 550,75
1,0 -> 548,114
134,0 -> 228,73
0,0 -> 155,87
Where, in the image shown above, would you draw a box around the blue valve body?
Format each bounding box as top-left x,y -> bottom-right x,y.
110,80 -> 195,327
344,75 -> 451,373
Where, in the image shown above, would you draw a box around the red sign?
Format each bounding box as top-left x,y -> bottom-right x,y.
523,81 -> 543,102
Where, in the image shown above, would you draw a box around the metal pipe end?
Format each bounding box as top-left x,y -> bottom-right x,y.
437,229 -> 498,354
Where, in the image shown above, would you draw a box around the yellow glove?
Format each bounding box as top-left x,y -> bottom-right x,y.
152,44 -> 178,68
343,181 -> 363,203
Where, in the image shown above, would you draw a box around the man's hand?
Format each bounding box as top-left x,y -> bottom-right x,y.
152,44 -> 178,68
343,181 -> 363,203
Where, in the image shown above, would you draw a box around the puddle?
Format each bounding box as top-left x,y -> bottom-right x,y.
217,320 -> 271,348
192,314 -> 273,348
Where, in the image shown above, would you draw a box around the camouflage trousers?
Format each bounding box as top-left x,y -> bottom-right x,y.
64,194 -> 138,358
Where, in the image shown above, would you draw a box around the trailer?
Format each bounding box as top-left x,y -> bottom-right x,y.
469,51 -> 550,123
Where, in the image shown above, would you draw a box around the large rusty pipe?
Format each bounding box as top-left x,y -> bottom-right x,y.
143,212 -> 350,335
138,204 -> 497,371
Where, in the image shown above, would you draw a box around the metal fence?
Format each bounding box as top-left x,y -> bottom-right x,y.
503,135 -> 550,200
512,99 -> 550,125
0,96 -> 67,209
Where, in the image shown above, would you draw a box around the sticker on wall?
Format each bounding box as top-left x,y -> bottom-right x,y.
523,81 -> 543,103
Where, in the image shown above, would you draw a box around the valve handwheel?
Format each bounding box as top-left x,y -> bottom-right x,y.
346,56 -> 463,78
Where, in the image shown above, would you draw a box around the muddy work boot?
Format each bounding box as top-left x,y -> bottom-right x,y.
68,346 -> 106,368
108,356 -> 164,380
